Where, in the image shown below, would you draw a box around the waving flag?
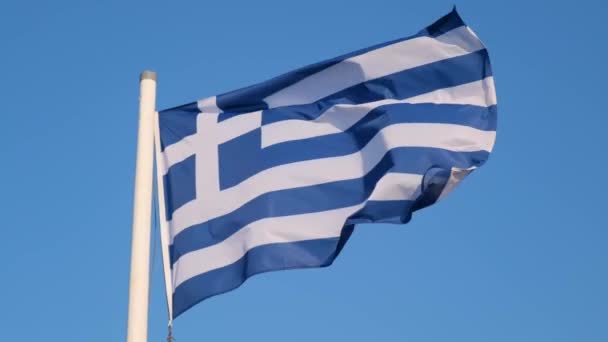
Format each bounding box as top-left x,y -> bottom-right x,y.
156,8 -> 496,318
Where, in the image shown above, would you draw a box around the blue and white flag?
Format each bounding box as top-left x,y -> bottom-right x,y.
157,8 -> 496,318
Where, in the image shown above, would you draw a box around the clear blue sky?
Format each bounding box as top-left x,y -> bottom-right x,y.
1,0 -> 607,341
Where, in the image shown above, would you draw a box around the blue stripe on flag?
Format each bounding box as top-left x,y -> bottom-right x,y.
158,102 -> 198,151
261,49 -> 492,125
422,7 -> 465,37
352,200 -> 416,224
163,155 -> 196,220
173,233 -> 353,318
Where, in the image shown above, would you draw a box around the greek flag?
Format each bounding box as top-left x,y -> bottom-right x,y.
157,8 -> 496,318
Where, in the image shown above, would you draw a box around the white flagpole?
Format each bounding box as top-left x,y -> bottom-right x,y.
127,70 -> 157,342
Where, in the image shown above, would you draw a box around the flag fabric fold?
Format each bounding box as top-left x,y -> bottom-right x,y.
157,8 -> 497,318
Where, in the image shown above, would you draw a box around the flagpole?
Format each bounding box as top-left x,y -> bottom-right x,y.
127,70 -> 157,342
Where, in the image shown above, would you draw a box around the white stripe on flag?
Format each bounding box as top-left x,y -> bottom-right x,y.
261,77 -> 496,148
197,96 -> 220,113
264,26 -> 485,108
437,167 -> 475,201
173,204 -> 364,288
405,76 -> 496,106
162,134 -> 198,172
368,173 -> 423,201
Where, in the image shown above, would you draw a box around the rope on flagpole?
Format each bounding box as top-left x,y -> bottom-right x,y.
166,323 -> 175,342
153,108 -> 176,336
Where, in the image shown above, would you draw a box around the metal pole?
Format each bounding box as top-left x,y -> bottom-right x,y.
126,70 -> 157,342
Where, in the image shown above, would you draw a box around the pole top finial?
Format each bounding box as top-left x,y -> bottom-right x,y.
140,70 -> 157,81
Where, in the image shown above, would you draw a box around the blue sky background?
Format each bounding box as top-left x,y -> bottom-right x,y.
1,0 -> 607,341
